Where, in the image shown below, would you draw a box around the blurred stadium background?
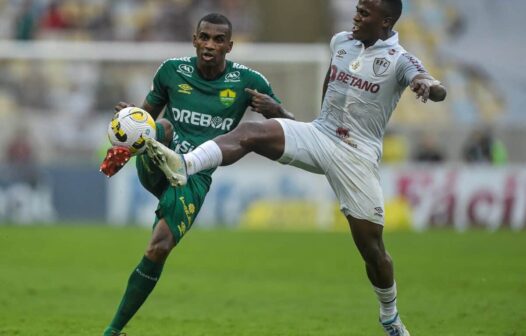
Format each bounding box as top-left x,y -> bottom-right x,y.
0,0 -> 525,230
1,1 -> 526,335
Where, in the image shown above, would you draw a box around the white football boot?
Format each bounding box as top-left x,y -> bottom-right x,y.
381,313 -> 410,336
145,137 -> 188,187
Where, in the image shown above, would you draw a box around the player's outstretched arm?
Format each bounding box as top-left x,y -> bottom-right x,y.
321,64 -> 331,105
245,88 -> 295,120
410,74 -> 447,103
141,100 -> 165,120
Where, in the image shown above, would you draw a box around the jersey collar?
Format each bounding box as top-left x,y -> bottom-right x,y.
353,31 -> 399,49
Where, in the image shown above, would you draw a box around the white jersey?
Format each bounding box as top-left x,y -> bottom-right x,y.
312,31 -> 428,163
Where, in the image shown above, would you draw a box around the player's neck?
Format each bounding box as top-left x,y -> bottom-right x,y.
362,30 -> 394,48
197,62 -> 227,81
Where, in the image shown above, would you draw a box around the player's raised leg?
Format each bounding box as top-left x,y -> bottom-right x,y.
213,119 -> 286,164
347,216 -> 410,336
145,119 -> 286,186
102,219 -> 175,336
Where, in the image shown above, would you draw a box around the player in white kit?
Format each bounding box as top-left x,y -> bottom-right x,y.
144,0 -> 446,334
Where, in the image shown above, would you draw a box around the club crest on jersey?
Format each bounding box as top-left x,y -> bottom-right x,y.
373,57 -> 390,76
225,71 -> 241,82
177,64 -> 194,77
219,89 -> 236,107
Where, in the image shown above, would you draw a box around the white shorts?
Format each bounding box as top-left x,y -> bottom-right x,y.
275,118 -> 385,225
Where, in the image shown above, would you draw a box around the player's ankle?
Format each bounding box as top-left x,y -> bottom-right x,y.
102,326 -> 121,336
184,140 -> 222,175
380,311 -> 398,323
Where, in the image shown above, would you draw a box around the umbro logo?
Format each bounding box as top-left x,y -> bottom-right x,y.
336,49 -> 347,58
374,207 -> 384,218
178,84 -> 192,94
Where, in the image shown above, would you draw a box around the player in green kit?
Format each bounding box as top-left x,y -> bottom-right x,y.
99,13 -> 293,336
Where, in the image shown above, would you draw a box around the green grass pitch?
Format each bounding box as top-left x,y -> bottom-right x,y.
0,225 -> 525,335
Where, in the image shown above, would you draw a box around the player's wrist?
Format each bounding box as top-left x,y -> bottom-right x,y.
274,105 -> 284,118
155,122 -> 166,142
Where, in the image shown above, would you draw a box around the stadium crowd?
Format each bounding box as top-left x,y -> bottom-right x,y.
1,0 -> 258,42
0,0 -> 523,166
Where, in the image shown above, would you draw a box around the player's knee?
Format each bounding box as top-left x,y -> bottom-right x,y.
146,239 -> 174,262
363,245 -> 391,268
237,122 -> 265,150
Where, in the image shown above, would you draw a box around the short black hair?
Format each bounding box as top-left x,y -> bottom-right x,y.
380,0 -> 402,26
196,13 -> 232,35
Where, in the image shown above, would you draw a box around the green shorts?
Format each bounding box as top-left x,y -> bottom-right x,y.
136,153 -> 211,243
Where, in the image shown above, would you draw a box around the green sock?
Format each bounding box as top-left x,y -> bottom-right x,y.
104,256 -> 164,335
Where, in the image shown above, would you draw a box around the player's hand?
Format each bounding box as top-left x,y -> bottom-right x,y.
114,102 -> 135,113
100,146 -> 132,177
245,88 -> 280,118
410,78 -> 441,103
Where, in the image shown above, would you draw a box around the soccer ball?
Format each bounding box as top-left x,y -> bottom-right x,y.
107,107 -> 156,155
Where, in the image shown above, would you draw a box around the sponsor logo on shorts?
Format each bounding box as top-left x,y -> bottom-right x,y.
374,207 -> 384,218
177,196 -> 196,236
344,139 -> 358,149
336,127 -> 349,138
337,127 -> 358,148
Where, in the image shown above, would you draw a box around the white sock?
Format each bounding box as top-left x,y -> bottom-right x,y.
373,282 -> 398,323
183,140 -> 223,175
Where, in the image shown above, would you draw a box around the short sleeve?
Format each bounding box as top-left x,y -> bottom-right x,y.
396,52 -> 429,87
329,31 -> 350,57
250,69 -> 281,104
145,60 -> 169,107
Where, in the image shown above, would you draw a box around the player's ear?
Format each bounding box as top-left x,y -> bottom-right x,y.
382,17 -> 393,29
226,41 -> 233,53
192,34 -> 198,47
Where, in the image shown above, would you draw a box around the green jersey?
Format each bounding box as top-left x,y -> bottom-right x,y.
139,57 -> 281,241
146,56 -> 280,154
